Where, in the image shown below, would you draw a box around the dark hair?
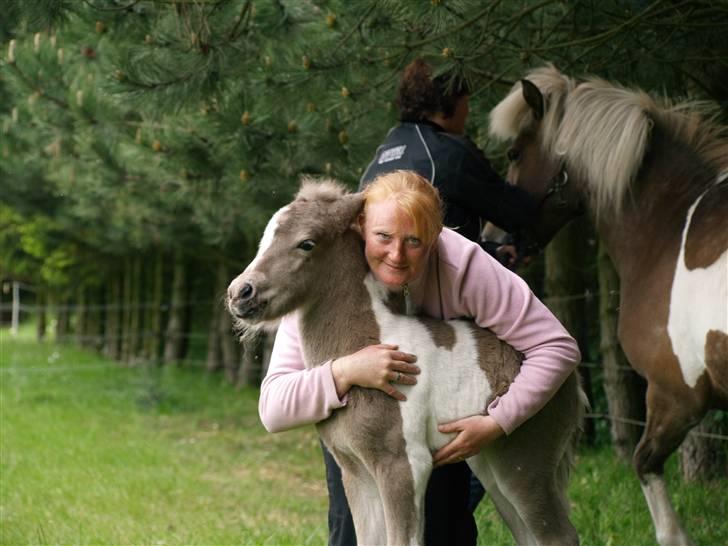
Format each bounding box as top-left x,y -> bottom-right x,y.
396,58 -> 470,121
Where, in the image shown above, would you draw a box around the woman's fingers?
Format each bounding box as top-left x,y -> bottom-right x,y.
388,369 -> 417,385
392,350 -> 418,364
386,385 -> 407,402
344,344 -> 420,400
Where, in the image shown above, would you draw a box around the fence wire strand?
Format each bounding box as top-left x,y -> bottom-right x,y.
1,360 -> 726,443
4,288 -> 726,444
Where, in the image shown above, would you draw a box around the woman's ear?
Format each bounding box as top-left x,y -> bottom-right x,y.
351,213 -> 365,237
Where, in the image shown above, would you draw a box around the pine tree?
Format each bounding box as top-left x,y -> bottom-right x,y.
2,2 -> 726,469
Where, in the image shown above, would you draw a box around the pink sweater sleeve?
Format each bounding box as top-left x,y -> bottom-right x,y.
258,313 -> 346,432
435,229 -> 581,434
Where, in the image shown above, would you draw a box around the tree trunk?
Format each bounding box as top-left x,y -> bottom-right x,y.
598,242 -> 646,461
238,334 -> 263,388
85,285 -> 103,351
128,256 -> 142,364
163,250 -> 187,365
103,272 -> 122,360
213,260 -> 240,381
206,306 -> 222,373
120,260 -> 132,363
55,293 -> 71,343
219,304 -> 239,384
205,260 -> 226,373
36,289 -> 47,341
76,286 -> 89,347
679,415 -> 727,482
543,217 -> 594,443
144,252 -> 164,364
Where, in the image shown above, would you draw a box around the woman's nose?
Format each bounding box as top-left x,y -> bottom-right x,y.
389,242 -> 405,261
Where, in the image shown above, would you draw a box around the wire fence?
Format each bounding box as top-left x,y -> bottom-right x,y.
3,285 -> 726,444
1,358 -> 726,442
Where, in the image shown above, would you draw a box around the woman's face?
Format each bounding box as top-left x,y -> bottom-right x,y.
359,198 -> 431,289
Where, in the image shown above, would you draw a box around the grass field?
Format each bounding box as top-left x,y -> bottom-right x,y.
1,327 -> 726,545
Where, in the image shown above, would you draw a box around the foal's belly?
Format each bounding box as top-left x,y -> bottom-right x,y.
378,319 -> 493,452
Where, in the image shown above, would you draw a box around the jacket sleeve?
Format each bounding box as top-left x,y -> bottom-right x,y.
438,231 -> 580,434
439,135 -> 539,233
258,313 -> 347,432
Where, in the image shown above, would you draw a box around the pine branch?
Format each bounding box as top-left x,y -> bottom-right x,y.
226,0 -> 252,41
81,0 -> 142,11
7,62 -> 69,110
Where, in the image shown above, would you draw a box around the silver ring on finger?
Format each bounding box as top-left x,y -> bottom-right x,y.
395,372 -> 402,382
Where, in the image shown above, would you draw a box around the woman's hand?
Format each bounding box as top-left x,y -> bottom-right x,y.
432,415 -> 504,467
331,344 -> 419,401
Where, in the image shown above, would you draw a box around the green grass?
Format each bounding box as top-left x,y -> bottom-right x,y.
1,327 -> 726,545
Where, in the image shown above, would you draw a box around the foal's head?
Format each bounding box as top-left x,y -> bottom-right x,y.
227,179 -> 364,330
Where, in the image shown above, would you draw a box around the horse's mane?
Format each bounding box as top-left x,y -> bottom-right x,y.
490,64 -> 728,216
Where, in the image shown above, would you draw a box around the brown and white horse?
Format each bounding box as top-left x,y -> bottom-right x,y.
490,65 -> 728,546
227,180 -> 583,545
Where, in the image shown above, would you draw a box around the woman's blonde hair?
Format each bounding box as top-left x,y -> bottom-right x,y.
362,170 -> 443,247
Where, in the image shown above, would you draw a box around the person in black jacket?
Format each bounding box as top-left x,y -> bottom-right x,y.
360,58 -> 539,266
321,59 -> 540,546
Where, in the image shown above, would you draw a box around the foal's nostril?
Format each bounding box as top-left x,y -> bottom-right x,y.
239,283 -> 254,301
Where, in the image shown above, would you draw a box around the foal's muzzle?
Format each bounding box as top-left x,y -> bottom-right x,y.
227,278 -> 266,321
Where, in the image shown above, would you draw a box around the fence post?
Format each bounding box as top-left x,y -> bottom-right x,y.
10,281 -> 20,336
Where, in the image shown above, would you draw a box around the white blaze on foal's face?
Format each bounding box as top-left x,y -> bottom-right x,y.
247,205 -> 289,271
360,198 -> 431,289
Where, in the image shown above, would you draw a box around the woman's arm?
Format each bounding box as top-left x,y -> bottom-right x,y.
437,230 -> 581,435
259,314 -> 420,433
258,314 -> 345,432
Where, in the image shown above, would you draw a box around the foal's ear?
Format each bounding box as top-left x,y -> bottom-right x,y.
334,193 -> 365,232
521,79 -> 544,121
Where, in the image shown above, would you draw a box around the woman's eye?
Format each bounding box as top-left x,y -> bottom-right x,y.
406,237 -> 422,247
376,232 -> 391,241
507,148 -> 521,162
297,239 -> 316,251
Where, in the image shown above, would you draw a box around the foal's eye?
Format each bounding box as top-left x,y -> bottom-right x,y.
297,239 -> 316,251
507,148 -> 521,162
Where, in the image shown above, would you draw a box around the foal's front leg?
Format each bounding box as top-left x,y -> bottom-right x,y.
337,453 -> 386,546
376,448 -> 431,546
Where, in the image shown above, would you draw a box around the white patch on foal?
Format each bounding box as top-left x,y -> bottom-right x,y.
247,205 -> 289,271
667,183 -> 728,388
364,274 -> 493,467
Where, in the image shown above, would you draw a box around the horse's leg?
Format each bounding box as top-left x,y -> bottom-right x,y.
634,382 -> 703,546
376,448 -> 430,546
337,454 -> 385,546
467,456 -> 535,545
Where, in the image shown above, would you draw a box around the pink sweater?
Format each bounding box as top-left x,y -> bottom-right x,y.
258,228 -> 580,435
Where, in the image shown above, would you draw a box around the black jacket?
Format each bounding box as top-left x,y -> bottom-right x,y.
359,121 -> 538,244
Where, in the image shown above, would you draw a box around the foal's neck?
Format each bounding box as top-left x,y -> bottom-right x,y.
299,231 -> 381,368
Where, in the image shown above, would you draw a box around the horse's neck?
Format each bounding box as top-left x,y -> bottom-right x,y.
595,128 -> 717,282
299,232 -> 380,367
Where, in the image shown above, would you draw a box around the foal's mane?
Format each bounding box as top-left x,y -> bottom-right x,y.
296,176 -> 349,202
490,64 -> 728,216
292,177 -> 365,246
